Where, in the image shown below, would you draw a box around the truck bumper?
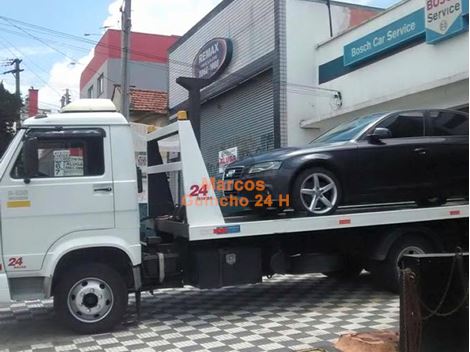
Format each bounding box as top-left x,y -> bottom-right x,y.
0,273 -> 12,303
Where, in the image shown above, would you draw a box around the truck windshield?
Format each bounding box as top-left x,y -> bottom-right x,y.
312,113 -> 384,143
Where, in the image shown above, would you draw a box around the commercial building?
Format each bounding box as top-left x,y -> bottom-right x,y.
168,0 -> 469,177
80,29 -> 178,114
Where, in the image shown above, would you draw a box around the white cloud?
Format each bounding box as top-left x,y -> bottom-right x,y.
28,50 -> 93,111
38,50 -> 94,110
35,0 -> 222,110
103,0 -> 222,35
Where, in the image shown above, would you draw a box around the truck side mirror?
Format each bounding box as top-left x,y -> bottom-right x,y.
23,137 -> 39,183
366,127 -> 392,144
136,167 -> 143,193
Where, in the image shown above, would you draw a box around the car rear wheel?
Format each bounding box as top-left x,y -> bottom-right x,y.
292,167 -> 341,215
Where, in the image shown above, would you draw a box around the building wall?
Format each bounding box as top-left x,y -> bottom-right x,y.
80,30 -> 178,98
131,111 -> 168,126
168,0 -> 277,178
80,59 -> 170,99
295,0 -> 469,139
285,0 -> 383,146
169,0 -> 276,109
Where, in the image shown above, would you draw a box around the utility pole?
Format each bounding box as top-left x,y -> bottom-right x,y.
65,88 -> 71,104
120,0 -> 132,120
60,89 -> 71,108
3,58 -> 24,97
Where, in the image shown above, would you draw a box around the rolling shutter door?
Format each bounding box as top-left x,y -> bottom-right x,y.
200,70 -> 274,178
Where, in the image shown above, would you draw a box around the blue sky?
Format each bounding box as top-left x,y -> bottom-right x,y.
0,0 -> 398,110
0,1 -> 112,109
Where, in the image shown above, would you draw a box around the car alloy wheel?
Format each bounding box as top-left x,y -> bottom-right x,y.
299,172 -> 338,215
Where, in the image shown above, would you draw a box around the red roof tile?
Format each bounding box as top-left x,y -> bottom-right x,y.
130,89 -> 168,114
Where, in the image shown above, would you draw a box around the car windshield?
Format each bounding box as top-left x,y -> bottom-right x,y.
312,113 -> 384,143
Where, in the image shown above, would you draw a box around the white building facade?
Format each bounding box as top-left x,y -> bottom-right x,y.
299,0 -> 469,140
168,0 -> 468,176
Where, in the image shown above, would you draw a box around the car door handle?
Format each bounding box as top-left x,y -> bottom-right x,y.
94,186 -> 113,192
414,147 -> 428,155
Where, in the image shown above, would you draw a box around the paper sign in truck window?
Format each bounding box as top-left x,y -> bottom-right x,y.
53,149 -> 84,177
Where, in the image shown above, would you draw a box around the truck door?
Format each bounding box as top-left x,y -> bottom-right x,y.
0,127 -> 115,272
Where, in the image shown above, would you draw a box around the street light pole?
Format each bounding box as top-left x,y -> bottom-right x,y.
3,58 -> 24,98
120,0 -> 132,120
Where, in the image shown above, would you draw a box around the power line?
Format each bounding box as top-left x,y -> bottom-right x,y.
1,17 -> 120,89
0,35 -> 63,97
0,12 -> 341,100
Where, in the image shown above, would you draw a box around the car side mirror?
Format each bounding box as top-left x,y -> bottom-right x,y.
367,127 -> 391,144
23,137 -> 39,183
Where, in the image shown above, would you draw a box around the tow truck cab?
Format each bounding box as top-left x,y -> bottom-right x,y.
0,100 -> 141,304
0,99 -> 467,333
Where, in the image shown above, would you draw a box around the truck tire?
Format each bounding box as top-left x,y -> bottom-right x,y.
54,263 -> 128,334
373,236 -> 434,293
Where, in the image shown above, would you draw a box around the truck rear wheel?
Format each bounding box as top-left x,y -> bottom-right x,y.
54,263 -> 128,334
373,236 -> 433,293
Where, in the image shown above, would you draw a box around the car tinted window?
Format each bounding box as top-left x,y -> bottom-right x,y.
313,113 -> 384,143
429,111 -> 468,136
376,112 -> 424,138
11,136 -> 104,179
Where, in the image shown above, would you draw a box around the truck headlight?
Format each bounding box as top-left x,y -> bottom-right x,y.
248,161 -> 282,174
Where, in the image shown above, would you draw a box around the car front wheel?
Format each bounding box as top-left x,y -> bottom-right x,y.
292,167 -> 341,215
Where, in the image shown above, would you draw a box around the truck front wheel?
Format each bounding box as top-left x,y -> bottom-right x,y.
54,263 -> 128,333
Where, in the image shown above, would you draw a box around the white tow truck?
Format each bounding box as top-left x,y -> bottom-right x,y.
0,99 -> 467,333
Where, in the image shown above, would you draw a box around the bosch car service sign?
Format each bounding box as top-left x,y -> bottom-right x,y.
192,38 -> 233,81
425,0 -> 466,43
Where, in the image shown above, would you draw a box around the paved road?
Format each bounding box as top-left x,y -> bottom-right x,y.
0,274 -> 398,352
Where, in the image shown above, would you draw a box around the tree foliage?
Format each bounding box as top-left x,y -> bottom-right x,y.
0,82 -> 22,156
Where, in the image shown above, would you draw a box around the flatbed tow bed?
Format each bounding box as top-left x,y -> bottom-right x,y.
145,119 -> 467,295
156,200 -> 468,241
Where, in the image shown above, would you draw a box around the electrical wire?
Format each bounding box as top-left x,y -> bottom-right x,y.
1,18 -> 120,89
0,11 -> 342,99
0,35 -> 63,97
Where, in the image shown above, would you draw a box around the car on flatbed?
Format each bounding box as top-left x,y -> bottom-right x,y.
223,109 -> 469,215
